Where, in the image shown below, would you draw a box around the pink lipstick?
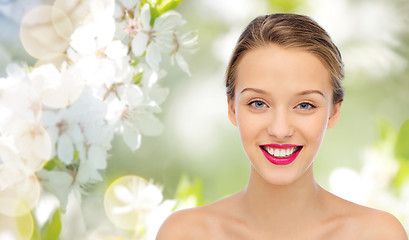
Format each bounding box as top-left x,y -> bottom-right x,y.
259,144 -> 302,165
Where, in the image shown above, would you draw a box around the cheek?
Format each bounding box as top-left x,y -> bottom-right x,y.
236,110 -> 265,144
296,112 -> 329,143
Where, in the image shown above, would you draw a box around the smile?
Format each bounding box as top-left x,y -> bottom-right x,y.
259,144 -> 303,165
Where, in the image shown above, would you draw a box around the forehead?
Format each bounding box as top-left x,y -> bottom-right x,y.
235,45 -> 332,94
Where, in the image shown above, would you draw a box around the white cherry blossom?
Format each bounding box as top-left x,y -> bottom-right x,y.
30,63 -> 85,109
104,176 -> 165,232
114,0 -> 140,41
170,30 -> 198,76
0,64 -> 42,124
1,0 -> 197,237
131,4 -> 184,71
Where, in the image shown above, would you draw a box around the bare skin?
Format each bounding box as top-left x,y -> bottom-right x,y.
157,166 -> 408,240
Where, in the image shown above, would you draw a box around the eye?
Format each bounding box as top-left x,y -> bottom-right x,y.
249,100 -> 267,109
295,102 -> 315,110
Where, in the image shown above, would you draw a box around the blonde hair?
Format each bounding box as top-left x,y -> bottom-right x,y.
226,13 -> 344,104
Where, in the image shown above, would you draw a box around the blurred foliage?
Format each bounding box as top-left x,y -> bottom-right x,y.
395,120 -> 409,161
266,0 -> 305,12
31,210 -> 61,240
393,120 -> 409,190
174,174 -> 203,208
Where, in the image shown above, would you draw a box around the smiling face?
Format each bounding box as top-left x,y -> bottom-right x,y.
228,44 -> 341,185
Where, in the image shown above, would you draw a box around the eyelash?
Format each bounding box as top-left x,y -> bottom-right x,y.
248,101 -> 316,110
295,102 -> 316,110
248,100 -> 267,109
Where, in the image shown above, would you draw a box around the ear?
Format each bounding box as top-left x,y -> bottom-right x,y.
227,97 -> 238,127
327,101 -> 342,129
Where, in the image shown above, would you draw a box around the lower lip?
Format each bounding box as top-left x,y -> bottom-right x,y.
260,147 -> 302,165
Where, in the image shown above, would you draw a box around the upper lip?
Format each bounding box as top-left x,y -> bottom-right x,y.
260,144 -> 302,148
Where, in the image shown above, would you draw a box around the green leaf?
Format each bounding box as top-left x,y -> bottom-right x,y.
130,58 -> 140,67
157,0 -> 183,15
395,119 -> 409,161
145,0 -> 183,24
150,6 -> 160,26
44,151 -> 79,171
43,157 -> 58,170
15,208 -> 34,239
41,209 -> 62,240
132,72 -> 144,85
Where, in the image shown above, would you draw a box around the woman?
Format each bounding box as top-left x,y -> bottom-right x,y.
156,13 -> 408,239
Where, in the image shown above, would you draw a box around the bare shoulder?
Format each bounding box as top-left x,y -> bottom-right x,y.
155,207 -> 208,240
156,193 -> 243,240
359,208 -> 408,239
327,193 -> 408,239
318,190 -> 407,239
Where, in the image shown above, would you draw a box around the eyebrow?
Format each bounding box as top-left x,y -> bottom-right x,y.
240,88 -> 326,98
240,88 -> 268,94
298,90 -> 326,98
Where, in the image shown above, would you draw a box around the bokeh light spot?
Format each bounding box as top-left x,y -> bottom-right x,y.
20,6 -> 71,60
53,0 -> 91,30
0,174 -> 41,217
104,175 -> 151,230
0,203 -> 34,240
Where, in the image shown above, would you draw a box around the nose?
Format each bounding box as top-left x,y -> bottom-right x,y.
267,109 -> 294,140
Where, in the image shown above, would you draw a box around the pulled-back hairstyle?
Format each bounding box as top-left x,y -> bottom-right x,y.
225,13 -> 344,104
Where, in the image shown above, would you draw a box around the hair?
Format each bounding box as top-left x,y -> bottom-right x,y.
225,13 -> 344,104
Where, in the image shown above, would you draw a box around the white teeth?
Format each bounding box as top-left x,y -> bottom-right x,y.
264,146 -> 299,158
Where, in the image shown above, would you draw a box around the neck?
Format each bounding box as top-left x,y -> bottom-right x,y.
239,165 -> 323,229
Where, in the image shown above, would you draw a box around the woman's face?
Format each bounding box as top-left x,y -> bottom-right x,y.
228,44 -> 341,185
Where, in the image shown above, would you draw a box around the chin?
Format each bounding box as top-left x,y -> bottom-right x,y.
253,160 -> 314,187
257,168 -> 302,186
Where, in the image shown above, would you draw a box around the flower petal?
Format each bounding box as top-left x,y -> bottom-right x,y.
175,53 -> 191,76
139,4 -> 151,29
57,134 -> 74,164
96,18 -> 116,47
76,160 -> 103,183
113,185 -> 134,203
37,170 -> 73,212
145,43 -> 161,71
105,40 -> 128,62
87,145 -> 107,169
70,25 -> 97,55
120,0 -> 140,9
148,85 -> 169,105
122,126 -> 141,151
154,11 -> 182,32
131,33 -> 149,56
137,114 -> 163,136
126,85 -> 144,107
